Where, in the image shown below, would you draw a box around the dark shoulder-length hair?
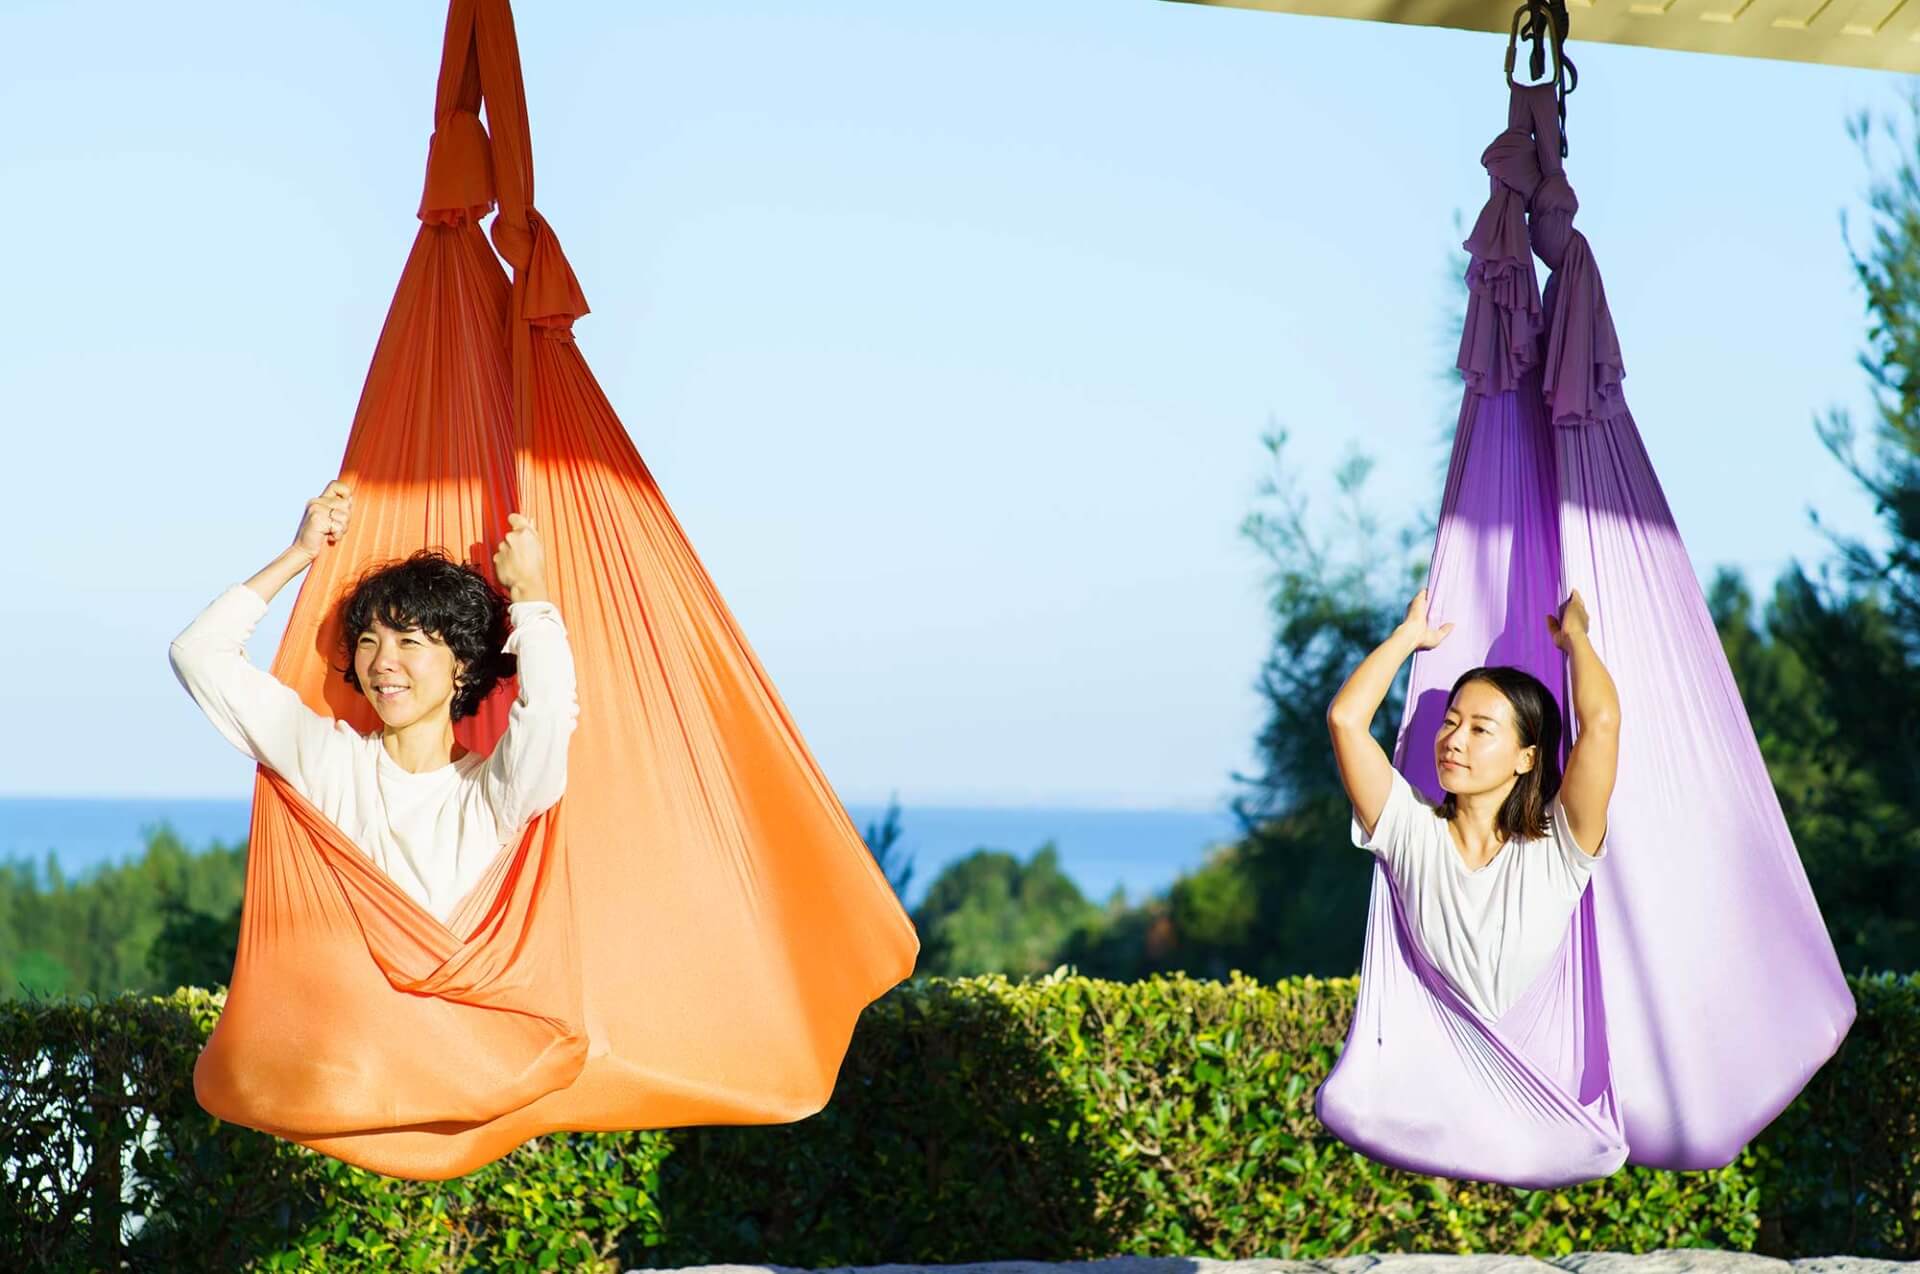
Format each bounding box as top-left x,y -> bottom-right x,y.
1435,665 -> 1563,843
337,550 -> 516,722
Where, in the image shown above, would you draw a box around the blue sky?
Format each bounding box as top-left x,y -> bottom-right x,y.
0,0 -> 1902,808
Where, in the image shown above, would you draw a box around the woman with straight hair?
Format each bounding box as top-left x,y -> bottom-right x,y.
1326,587 -> 1620,1020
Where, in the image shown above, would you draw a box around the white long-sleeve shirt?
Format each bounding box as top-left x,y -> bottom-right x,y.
169,584 -> 578,923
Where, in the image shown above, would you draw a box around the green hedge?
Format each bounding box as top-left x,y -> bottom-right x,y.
3,972 -> 1913,1272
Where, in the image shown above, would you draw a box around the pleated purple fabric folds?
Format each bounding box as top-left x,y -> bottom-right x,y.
1314,84 -> 1856,1187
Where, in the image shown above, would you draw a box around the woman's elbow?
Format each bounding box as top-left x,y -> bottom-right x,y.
167,639 -> 205,687
1580,705 -> 1622,737
1327,701 -> 1367,736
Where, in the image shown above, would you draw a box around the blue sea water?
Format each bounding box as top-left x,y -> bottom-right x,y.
0,796 -> 1242,906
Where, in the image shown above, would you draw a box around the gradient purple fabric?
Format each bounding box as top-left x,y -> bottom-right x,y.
1314,83 -> 1856,1188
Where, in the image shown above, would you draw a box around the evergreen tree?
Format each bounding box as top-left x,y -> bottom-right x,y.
912,844 -> 1102,978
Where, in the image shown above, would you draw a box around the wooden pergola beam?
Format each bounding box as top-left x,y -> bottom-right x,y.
1166,0 -> 1920,74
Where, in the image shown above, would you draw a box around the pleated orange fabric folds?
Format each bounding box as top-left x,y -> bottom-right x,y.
193,0 -> 919,1180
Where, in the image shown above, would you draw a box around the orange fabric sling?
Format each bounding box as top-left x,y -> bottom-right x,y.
193,0 -> 919,1180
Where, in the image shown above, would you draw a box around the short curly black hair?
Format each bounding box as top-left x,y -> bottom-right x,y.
337,551 -> 516,722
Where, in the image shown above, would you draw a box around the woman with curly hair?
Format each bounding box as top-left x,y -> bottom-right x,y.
169,480 -> 579,923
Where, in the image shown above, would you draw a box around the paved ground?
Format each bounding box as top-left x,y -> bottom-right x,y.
648,1256 -> 1915,1274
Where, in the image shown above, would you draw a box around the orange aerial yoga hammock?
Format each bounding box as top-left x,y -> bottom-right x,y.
193,0 -> 919,1180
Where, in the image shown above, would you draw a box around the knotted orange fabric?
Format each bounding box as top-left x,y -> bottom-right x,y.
193,0 -> 919,1180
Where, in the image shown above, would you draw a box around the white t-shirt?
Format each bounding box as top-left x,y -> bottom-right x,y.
1352,768 -> 1605,1021
170,584 -> 578,923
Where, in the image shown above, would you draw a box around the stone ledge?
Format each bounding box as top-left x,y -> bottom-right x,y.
644,1255 -> 1915,1274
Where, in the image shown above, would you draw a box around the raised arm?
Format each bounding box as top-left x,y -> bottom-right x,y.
481,514 -> 579,834
1329,589 -> 1453,839
243,480 -> 352,605
168,481 -> 355,788
1548,589 -> 1619,857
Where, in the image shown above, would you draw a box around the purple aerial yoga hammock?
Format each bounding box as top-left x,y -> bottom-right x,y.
1313,83 -> 1857,1188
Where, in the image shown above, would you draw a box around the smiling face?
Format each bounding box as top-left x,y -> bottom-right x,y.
1434,678 -> 1536,799
352,620 -> 465,732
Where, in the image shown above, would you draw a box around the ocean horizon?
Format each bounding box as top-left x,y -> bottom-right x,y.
0,795 -> 1244,908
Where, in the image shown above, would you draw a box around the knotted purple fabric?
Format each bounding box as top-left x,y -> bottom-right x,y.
1314,84 -> 1855,1187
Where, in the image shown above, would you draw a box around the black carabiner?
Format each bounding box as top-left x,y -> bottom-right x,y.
1505,0 -> 1578,157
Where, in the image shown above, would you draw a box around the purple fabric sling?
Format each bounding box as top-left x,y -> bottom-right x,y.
1313,83 -> 1856,1188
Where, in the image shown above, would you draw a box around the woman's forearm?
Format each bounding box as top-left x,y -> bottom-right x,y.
244,545 -> 317,605
1565,631 -> 1620,733
1329,626 -> 1419,729
507,575 -> 550,605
